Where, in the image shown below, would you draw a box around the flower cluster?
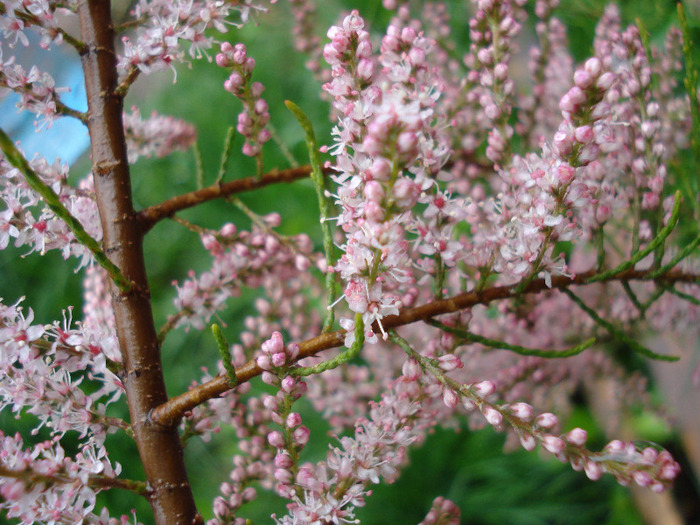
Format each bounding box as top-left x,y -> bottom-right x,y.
217,42 -> 272,160
0,153 -> 99,268
323,11 -> 454,345
170,219 -> 315,333
0,49 -> 67,130
0,431 -> 122,523
0,0 -> 69,50
118,0 -> 273,77
122,106 -> 197,164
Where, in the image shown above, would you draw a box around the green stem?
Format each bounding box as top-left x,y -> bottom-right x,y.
292,314 -> 364,376
648,232 -> 700,279
0,128 -> 131,292
586,191 -> 682,284
621,281 -> 645,316
216,126 -> 236,183
427,319 -> 596,358
666,286 -> 700,306
563,288 -> 679,361
212,324 -> 238,387
678,3 -> 700,214
286,100 -> 338,332
194,142 -> 205,189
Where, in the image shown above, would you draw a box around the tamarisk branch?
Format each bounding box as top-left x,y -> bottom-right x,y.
78,1 -> 200,523
151,268 -> 698,427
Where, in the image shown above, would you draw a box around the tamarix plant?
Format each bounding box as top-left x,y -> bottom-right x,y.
0,0 -> 698,523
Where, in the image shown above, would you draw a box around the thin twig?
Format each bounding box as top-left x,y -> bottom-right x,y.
150,267 -> 698,427
137,165 -> 331,232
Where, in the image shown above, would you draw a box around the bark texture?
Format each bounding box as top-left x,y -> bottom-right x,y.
78,1 -> 201,522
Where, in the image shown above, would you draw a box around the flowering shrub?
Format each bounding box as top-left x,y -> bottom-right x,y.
0,0 -> 699,523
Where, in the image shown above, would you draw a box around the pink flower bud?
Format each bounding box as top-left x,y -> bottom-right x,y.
281,376 -> 298,393
241,143 -> 258,157
556,165 -> 575,184
292,425 -> 310,446
437,354 -> 463,371
494,63 -> 508,80
473,380 -> 495,397
484,103 -> 499,120
409,47 -> 426,66
509,402 -> 533,421
274,468 -> 292,483
565,427 -> 587,446
584,57 -> 602,77
553,129 -> 573,156
519,433 -> 536,451
363,180 -> 385,202
220,222 -> 236,237
573,69 -> 594,90
443,388 -> 459,409
368,157 -> 391,180
286,412 -> 302,428
267,431 -> 285,448
261,371 -> 277,385
542,435 -> 565,455
402,359 -> 422,380
250,81 -> 264,98
215,53 -> 231,68
270,352 -> 287,368
392,178 -> 418,208
275,452 -> 293,468
482,406 -> 503,426
396,131 -> 418,156
574,125 -> 594,144
256,354 -> 271,370
584,461 -> 603,481
535,412 -> 558,428
595,205 -> 611,224
596,72 -> 615,91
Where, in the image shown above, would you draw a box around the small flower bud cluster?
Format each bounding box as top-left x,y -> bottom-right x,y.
457,380 -> 680,491
586,440 -> 682,492
266,390 -> 309,499
122,106 -> 197,164
418,496 -> 461,525
172,222 -> 315,332
518,7 -> 573,149
256,331 -> 300,383
288,0 -> 323,76
277,377 -> 439,524
468,0 -> 524,165
208,394 -> 275,524
217,42 -> 271,158
322,10 -> 374,112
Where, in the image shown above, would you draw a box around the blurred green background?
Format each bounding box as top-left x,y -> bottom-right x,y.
1,0 -> 699,523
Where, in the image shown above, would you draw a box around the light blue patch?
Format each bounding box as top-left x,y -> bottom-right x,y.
0,35 -> 89,165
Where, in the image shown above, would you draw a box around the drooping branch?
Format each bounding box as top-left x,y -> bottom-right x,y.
78,1 -> 201,523
137,165 -> 331,232
150,268 -> 699,427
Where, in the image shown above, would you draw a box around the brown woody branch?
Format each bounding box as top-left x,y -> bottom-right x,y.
78,1 -> 201,523
150,268 -> 698,427
137,165 -> 333,232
